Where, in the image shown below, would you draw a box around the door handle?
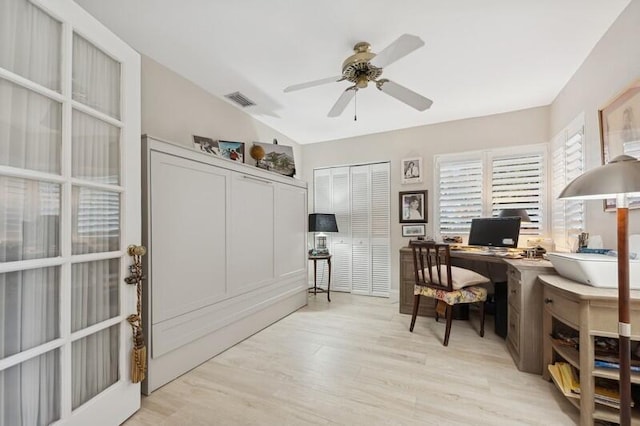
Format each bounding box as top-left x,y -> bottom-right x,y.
125,244 -> 147,383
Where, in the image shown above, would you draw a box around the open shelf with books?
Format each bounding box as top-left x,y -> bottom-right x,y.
540,274 -> 640,425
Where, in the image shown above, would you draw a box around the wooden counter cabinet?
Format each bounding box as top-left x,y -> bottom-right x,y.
539,274 -> 640,425
504,259 -> 555,375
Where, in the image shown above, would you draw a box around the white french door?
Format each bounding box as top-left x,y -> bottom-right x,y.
0,0 -> 141,425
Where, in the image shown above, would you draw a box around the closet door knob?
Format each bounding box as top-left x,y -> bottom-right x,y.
544,298 -> 553,304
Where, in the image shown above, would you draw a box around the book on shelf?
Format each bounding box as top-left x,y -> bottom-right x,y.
548,362 -> 580,398
594,359 -> 640,372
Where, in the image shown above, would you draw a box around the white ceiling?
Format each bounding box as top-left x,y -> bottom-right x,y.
74,0 -> 630,144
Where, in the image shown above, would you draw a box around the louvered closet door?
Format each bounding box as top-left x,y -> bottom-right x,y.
312,168 -> 331,289
370,163 -> 390,296
329,167 -> 351,292
350,165 -> 371,295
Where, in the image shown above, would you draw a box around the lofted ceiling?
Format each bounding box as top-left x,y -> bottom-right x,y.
74,0 -> 630,144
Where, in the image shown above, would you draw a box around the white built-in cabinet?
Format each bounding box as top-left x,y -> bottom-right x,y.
142,136 -> 307,394
313,163 -> 390,296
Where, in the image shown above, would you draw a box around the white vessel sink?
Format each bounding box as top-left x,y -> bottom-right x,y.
546,252 -> 640,289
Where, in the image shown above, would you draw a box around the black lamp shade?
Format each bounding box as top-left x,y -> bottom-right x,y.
498,208 -> 531,223
309,213 -> 338,233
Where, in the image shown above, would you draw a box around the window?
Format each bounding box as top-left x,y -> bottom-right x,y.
551,114 -> 585,251
435,144 -> 548,242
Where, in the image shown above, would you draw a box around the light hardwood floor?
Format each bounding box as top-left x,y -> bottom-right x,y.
124,293 -> 579,425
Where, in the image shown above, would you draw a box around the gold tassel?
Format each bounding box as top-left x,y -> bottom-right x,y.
131,329 -> 147,383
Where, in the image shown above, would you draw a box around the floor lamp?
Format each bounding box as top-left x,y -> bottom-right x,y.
559,154 -> 640,426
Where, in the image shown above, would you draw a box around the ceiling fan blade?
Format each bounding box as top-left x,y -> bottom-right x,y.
371,34 -> 425,68
328,87 -> 357,117
284,76 -> 344,93
376,79 -> 433,111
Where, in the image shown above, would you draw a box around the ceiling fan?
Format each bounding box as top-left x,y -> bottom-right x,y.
283,34 -> 433,118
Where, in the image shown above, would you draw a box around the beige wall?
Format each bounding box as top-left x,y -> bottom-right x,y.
301,106 -> 549,290
550,0 -> 640,248
141,55 -> 303,173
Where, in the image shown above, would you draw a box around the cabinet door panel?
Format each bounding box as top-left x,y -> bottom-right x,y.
229,174 -> 275,292
276,183 -> 306,277
151,152 -> 228,323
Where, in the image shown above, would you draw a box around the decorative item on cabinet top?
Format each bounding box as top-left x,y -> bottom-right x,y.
251,142 -> 295,177
192,135 -> 245,163
193,135 -> 219,155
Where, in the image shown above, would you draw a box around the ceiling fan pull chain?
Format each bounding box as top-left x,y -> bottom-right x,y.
353,90 -> 357,121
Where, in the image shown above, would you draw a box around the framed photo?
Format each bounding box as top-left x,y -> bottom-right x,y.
218,140 -> 245,163
399,190 -> 427,223
599,79 -> 640,210
193,135 -> 219,155
402,224 -> 426,237
401,157 -> 423,184
252,142 -> 296,177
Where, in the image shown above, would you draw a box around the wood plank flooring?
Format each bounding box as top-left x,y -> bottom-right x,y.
124,293 -> 579,425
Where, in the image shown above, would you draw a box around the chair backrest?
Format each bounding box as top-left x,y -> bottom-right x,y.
410,241 -> 454,291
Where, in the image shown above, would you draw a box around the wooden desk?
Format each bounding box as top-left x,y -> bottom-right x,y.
539,274 -> 640,425
309,254 -> 332,302
399,247 -> 555,374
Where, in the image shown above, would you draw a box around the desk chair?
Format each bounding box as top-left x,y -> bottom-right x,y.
409,241 -> 490,346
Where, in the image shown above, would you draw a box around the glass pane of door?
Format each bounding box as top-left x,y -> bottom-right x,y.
0,78 -> 62,173
71,186 -> 120,255
0,349 -> 60,426
71,259 -> 119,332
0,267 -> 60,358
72,34 -> 121,119
0,177 -> 60,262
71,325 -> 119,409
0,0 -> 61,91
72,110 -> 119,184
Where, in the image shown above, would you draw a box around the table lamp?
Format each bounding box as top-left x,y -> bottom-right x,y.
559,154 -> 640,425
308,213 -> 338,255
498,208 -> 531,222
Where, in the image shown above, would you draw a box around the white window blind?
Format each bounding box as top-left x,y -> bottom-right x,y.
491,153 -> 544,235
552,123 -> 584,251
435,144 -> 547,242
437,159 -> 483,235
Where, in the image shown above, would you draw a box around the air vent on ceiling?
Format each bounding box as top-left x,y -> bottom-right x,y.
224,91 -> 255,107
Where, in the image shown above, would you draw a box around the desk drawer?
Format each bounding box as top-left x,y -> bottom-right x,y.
508,277 -> 521,311
543,287 -> 579,326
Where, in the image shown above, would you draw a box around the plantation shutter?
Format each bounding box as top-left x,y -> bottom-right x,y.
438,158 -> 483,235
552,127 -> 584,250
491,153 -> 545,235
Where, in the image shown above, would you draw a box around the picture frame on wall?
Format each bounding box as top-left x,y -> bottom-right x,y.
402,224 -> 426,238
401,157 -> 423,184
599,79 -> 640,210
193,135 -> 219,155
399,190 -> 427,223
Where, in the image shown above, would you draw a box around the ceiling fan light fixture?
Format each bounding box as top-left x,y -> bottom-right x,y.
284,34 -> 432,116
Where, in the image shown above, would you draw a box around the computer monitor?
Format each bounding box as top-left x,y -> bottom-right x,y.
468,217 -> 521,248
